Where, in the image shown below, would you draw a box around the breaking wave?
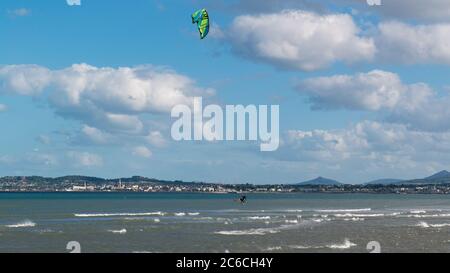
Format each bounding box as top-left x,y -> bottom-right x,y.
417,221 -> 450,228
5,220 -> 36,228
108,229 -> 127,234
247,216 -> 271,220
334,213 -> 384,218
289,239 -> 356,250
214,229 -> 278,236
75,212 -> 165,217
214,218 -> 325,236
315,208 -> 371,213
327,239 -> 357,249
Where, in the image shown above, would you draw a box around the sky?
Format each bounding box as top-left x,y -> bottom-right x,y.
1,0 -> 450,184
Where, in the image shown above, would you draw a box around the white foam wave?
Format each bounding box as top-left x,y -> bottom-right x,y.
188,212 -> 200,216
214,221 -> 305,236
215,228 -> 279,236
326,239 -> 357,249
417,221 -> 450,228
289,245 -> 319,249
315,208 -> 371,213
174,212 -> 186,216
75,212 -> 165,217
265,246 -> 282,251
410,210 -> 426,214
343,217 -> 365,222
5,220 -> 36,228
334,213 -> 384,218
108,229 -> 127,234
247,216 -> 271,220
289,239 -> 356,250
286,209 -> 303,213
407,213 -> 450,218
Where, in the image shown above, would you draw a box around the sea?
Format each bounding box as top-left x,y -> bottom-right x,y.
0,192 -> 450,253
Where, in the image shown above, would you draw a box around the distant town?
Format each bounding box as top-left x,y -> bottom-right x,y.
2,170 -> 450,194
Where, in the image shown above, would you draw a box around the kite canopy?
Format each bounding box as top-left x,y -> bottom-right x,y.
192,9 -> 210,39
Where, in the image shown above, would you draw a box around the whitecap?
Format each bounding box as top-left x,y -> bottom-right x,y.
417,221 -> 450,228
343,217 -> 365,222
108,229 -> 127,234
410,210 -> 427,214
75,212 -> 165,217
265,246 -> 282,251
334,213 -> 384,218
214,229 -> 278,236
247,216 -> 271,220
5,220 -> 36,228
315,208 -> 371,213
326,239 -> 357,249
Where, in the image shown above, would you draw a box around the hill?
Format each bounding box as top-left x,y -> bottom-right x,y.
395,170 -> 450,185
297,176 -> 343,186
366,178 -> 404,185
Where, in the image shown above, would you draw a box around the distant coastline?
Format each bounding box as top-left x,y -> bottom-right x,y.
2,170 -> 450,194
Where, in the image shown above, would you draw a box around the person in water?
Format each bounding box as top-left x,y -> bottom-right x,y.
238,195 -> 247,204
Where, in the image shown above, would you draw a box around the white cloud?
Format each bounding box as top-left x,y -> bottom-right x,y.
8,8 -> 31,17
377,21 -> 450,64
0,65 -> 51,96
226,10 -> 375,71
146,131 -> 167,148
0,64 -> 214,134
66,0 -> 81,6
296,69 -> 450,132
279,121 -> 450,176
0,104 -> 7,112
80,125 -> 111,144
132,146 -> 153,158
297,70 -> 432,111
67,151 -> 103,167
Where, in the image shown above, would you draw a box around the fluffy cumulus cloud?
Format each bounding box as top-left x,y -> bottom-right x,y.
220,7 -> 450,69
279,121 -> 450,176
296,69 -> 450,132
297,70 -> 432,111
226,10 -> 375,71
0,63 -> 214,135
376,21 -> 450,64
67,151 -> 103,167
146,131 -> 168,148
80,125 -> 112,145
132,146 -> 152,158
0,65 -> 52,96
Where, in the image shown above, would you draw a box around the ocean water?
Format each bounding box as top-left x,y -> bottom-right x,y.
0,192 -> 450,253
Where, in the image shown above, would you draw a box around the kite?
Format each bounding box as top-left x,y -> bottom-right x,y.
191,9 -> 210,39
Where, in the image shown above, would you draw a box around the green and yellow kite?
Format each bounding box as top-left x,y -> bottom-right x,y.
191,9 -> 210,39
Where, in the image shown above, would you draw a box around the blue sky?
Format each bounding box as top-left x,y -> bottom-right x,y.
1,0 -> 450,184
